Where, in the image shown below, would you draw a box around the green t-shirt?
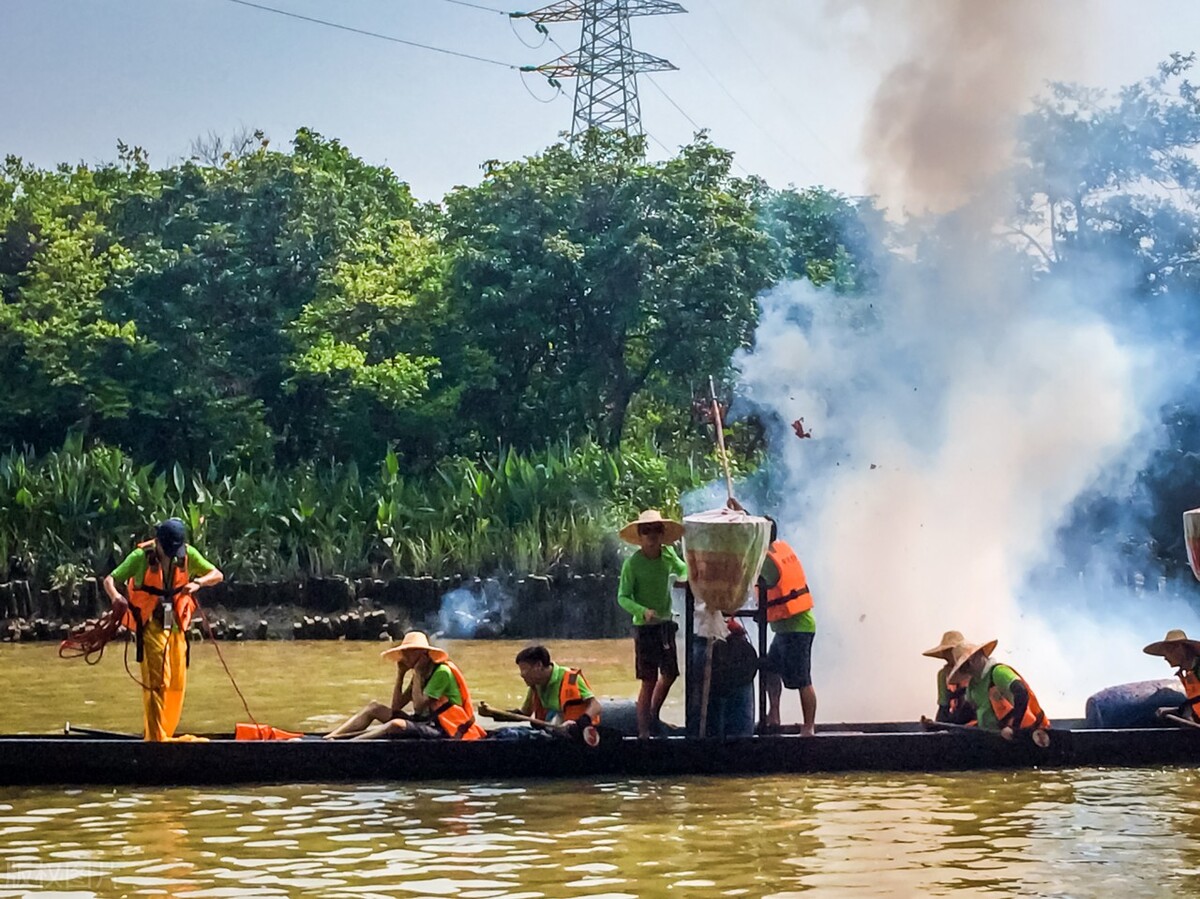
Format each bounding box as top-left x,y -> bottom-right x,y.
524,663 -> 594,720
110,545 -> 215,585
965,663 -> 1021,731
936,666 -> 952,708
617,546 -> 687,626
759,555 -> 816,634
423,663 -> 463,708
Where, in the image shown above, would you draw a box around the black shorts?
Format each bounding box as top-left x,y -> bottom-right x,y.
634,621 -> 680,681
391,720 -> 446,740
762,631 -> 814,689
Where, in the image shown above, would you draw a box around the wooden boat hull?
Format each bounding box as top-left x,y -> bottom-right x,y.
1,723 -> 1198,786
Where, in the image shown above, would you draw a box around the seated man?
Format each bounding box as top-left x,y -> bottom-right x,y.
922,630 -> 969,723
1143,629 -> 1200,721
327,631 -> 486,741
947,638 -> 1050,739
515,644 -> 602,735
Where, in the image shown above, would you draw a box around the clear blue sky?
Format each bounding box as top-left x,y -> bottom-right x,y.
3,0 -> 1199,202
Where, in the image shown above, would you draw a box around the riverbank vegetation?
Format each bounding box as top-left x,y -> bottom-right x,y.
5,58 -> 1200,587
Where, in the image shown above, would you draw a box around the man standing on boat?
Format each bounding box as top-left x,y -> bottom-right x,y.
1143,629 -> 1200,721
102,518 -> 223,741
617,510 -> 687,739
727,499 -> 818,736
947,639 -> 1050,739
514,644 -> 602,734
327,631 -> 487,741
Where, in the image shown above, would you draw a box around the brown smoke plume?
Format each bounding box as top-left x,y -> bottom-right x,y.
844,1 -> 1079,215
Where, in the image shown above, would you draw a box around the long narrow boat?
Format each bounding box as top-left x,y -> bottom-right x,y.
1,719 -> 1197,786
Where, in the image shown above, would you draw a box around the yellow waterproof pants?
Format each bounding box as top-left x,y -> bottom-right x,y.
139,620 -> 187,741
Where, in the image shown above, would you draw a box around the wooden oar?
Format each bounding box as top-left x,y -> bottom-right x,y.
920,716 -> 1051,748
478,702 -> 600,746
1161,711 -> 1200,732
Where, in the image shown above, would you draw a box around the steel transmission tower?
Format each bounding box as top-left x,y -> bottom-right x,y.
518,0 -> 685,136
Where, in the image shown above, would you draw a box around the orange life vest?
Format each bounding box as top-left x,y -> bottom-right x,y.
530,667 -> 600,725
938,666 -> 967,718
429,661 -> 487,740
123,542 -> 197,662
986,664 -> 1051,731
1176,664 -> 1200,712
763,541 -> 813,622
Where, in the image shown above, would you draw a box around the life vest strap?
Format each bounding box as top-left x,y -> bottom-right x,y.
766,585 -> 810,608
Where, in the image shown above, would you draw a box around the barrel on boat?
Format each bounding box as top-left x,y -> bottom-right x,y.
1084,679 -> 1185,728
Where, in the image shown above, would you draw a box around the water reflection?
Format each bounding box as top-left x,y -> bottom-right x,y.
1,770 -> 1199,897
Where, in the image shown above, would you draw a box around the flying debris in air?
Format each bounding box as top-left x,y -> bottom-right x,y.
792,418 -> 813,439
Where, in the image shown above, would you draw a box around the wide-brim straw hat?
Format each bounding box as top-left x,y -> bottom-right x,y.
619,509 -> 684,545
922,630 -> 966,659
1142,629 -> 1200,657
380,630 -> 448,664
947,638 -> 999,683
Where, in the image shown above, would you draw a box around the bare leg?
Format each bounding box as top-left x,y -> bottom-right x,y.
799,685 -> 817,736
325,701 -> 393,739
650,673 -> 676,733
636,679 -> 656,739
762,672 -> 783,727
350,718 -> 409,741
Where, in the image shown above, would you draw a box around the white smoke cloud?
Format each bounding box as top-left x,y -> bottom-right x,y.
733,247 -> 1200,721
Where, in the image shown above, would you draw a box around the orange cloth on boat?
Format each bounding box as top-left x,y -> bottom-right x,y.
139,619 -> 188,742
235,723 -> 303,741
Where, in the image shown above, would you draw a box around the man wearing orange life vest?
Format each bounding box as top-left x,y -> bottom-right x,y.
515,644 -> 602,735
328,631 -> 487,741
947,639 -> 1051,739
729,500 -> 818,735
1142,629 -> 1200,721
102,518 -> 224,741
922,630 -> 969,723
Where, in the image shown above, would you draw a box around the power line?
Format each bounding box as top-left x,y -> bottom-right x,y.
437,0 -> 509,14
694,0 -> 834,160
665,17 -> 818,180
222,0 -> 519,69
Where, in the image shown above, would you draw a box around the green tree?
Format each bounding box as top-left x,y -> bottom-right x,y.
444,130 -> 774,450
758,186 -> 883,293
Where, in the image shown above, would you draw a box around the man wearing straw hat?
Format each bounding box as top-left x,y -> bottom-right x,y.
922,630 -> 970,724
947,638 -> 1050,740
617,509 -> 688,739
1142,629 -> 1200,721
326,631 -> 486,741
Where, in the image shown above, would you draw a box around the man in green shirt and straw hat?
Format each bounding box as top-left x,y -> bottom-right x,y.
617,509 -> 687,739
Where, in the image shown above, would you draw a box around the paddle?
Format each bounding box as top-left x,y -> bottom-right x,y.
478,702 -> 600,747
920,715 -> 1051,748
1159,711 -> 1200,732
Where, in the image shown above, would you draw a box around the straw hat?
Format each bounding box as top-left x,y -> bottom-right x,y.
922,630 -> 966,659
947,638 -> 999,684
1142,629 -> 1200,657
619,509 -> 685,545
380,630 -> 448,664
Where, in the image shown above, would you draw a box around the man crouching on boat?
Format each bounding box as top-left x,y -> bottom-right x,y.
103,518 -> 224,741
326,631 -> 487,741
947,639 -> 1051,740
1143,629 -> 1200,721
515,644 -> 602,736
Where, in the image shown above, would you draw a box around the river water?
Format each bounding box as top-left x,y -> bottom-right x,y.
2,641 -> 1199,897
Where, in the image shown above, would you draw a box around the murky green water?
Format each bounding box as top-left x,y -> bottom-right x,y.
2,643 -> 1199,897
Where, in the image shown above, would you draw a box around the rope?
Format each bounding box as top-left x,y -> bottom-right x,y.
195,602 -> 260,728
58,608 -> 123,665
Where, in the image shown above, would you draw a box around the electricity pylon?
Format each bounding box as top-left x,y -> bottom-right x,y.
518,0 -> 685,136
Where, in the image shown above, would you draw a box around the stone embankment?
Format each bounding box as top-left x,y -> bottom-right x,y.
0,570 -> 626,643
